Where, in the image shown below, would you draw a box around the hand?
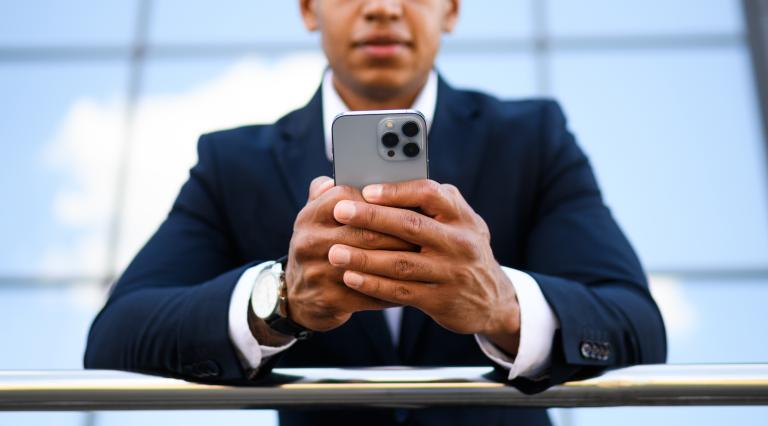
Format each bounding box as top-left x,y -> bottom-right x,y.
284,176 -> 417,332
327,179 -> 521,356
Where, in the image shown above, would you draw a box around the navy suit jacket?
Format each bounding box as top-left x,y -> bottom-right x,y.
85,77 -> 666,426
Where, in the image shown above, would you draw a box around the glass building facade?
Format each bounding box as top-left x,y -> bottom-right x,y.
1,1 -> 767,424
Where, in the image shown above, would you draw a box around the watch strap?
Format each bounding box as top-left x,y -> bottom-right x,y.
267,316 -> 313,340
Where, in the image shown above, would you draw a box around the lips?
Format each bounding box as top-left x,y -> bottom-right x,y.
352,34 -> 412,58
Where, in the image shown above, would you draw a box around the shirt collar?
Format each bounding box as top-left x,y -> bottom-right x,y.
322,69 -> 438,160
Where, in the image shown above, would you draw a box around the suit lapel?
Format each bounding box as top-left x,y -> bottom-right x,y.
397,77 -> 486,363
426,76 -> 484,196
271,87 -> 333,210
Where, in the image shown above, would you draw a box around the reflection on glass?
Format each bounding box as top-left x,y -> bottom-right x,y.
0,63 -> 127,276
550,48 -> 768,271
547,0 -> 742,37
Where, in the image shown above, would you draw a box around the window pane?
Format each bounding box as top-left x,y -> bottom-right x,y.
550,47 -> 768,271
437,53 -> 539,99
0,413 -> 84,426
0,62 -> 128,276
548,0 -> 743,37
97,410 -> 277,426
566,406 -> 768,426
114,54 -> 326,271
0,283 -> 102,368
0,0 -> 138,46
449,0 -> 534,40
149,0 -> 315,44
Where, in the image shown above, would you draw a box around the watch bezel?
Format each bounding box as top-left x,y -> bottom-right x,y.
250,262 -> 283,321
249,259 -> 313,341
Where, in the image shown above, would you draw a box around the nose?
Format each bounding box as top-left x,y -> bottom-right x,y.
362,0 -> 403,23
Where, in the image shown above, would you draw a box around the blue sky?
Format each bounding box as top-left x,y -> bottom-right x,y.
1,1 -> 766,425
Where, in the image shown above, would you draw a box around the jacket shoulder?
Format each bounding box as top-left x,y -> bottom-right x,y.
198,123 -> 273,152
458,87 -> 565,129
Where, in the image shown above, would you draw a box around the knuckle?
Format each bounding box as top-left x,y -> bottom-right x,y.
355,250 -> 369,270
453,233 -> 479,257
301,231 -> 321,250
294,206 -> 311,226
309,176 -> 328,192
302,264 -> 327,284
393,256 -> 415,279
293,232 -> 324,261
327,185 -> 353,201
384,183 -> 398,199
357,227 -> 379,245
401,213 -> 423,236
443,183 -> 460,197
313,297 -> 333,312
477,218 -> 491,241
369,275 -> 382,294
392,285 -> 412,302
364,204 -> 378,225
424,180 -> 442,198
337,185 -> 356,199
331,310 -> 349,323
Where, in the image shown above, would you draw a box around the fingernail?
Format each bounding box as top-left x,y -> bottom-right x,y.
329,245 -> 351,265
363,184 -> 383,201
344,271 -> 364,288
334,200 -> 356,221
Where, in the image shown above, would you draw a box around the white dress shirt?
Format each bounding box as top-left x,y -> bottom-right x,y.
228,70 -> 560,380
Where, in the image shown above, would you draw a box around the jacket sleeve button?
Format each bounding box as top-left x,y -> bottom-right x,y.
580,341 -> 593,359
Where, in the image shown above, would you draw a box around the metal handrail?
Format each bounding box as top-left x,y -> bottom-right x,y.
1,364 -> 767,411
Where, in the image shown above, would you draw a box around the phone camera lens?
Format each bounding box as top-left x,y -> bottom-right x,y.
387,150 -> 395,157
382,132 -> 399,148
403,142 -> 420,158
402,121 -> 419,137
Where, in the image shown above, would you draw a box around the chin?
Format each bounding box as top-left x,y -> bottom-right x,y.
352,67 -> 420,98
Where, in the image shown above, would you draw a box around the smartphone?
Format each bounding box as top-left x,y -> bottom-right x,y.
332,110 -> 429,189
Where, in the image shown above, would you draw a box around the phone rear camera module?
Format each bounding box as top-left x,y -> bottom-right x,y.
403,142 -> 420,158
402,121 -> 419,137
382,132 -> 399,148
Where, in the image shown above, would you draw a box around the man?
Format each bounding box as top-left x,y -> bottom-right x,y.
85,1 -> 667,425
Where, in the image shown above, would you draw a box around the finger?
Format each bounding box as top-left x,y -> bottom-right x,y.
339,286 -> 401,312
342,270 -> 434,309
311,185 -> 363,224
308,176 -> 335,202
329,244 -> 447,283
334,226 -> 418,251
362,179 -> 458,218
334,200 -> 449,248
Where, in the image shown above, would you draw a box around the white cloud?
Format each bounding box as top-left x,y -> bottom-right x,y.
648,274 -> 698,340
43,53 -> 327,277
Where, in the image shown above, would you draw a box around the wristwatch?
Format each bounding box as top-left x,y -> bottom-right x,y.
249,257 -> 312,340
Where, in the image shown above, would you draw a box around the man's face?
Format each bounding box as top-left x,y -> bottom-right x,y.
301,0 -> 459,99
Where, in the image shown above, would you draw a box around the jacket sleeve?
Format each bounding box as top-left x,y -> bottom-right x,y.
84,134 -> 274,384
505,101 -> 667,394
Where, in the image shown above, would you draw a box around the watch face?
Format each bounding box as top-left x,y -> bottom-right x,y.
252,273 -> 280,319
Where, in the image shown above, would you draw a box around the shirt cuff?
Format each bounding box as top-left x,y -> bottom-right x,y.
474,266 -> 559,380
228,261 -> 297,371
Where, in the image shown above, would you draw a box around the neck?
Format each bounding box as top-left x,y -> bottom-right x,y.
332,73 -> 429,111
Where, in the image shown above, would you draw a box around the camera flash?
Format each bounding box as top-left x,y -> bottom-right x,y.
385,120 -> 393,129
